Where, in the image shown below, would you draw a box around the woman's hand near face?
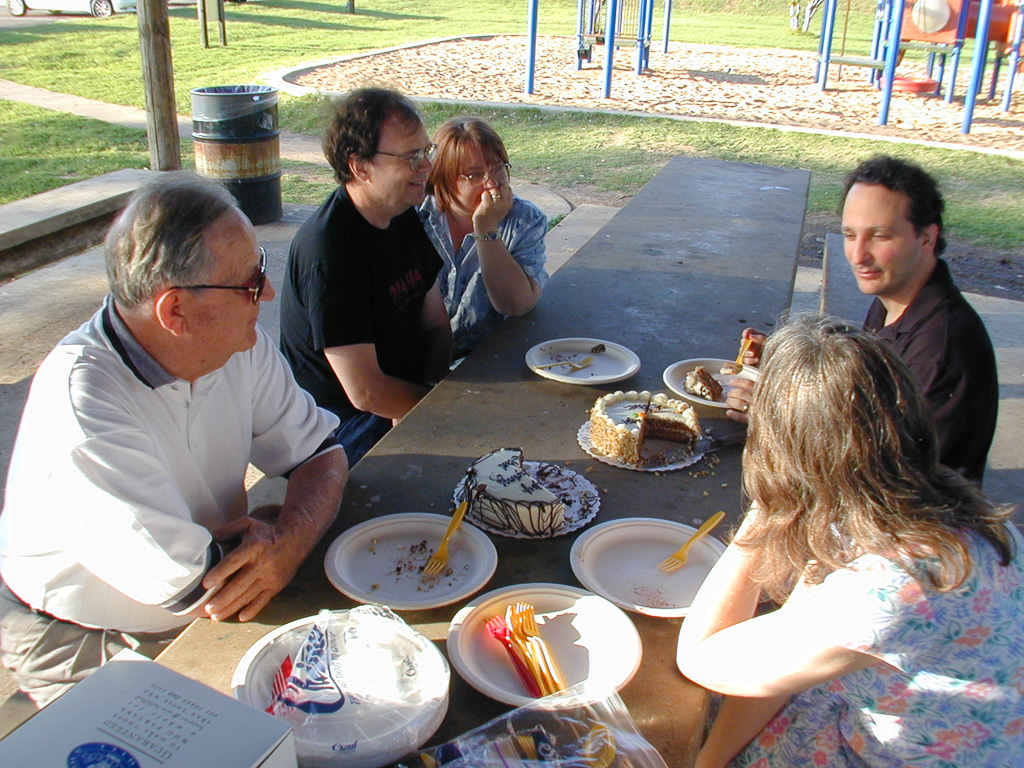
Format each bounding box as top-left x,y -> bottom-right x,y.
472,180 -> 513,234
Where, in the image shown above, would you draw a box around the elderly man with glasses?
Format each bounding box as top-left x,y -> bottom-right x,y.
0,174 -> 348,707
280,88 -> 453,465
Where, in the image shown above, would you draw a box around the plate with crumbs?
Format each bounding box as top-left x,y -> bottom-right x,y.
570,518 -> 728,617
324,513 -> 497,610
453,462 -> 600,539
662,358 -> 759,409
526,338 -> 640,385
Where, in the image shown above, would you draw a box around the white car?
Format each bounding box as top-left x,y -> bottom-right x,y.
6,0 -> 136,17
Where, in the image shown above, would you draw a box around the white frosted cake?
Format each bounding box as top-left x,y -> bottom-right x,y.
589,390 -> 702,467
465,448 -> 565,536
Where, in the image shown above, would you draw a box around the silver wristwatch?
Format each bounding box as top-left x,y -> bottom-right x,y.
470,230 -> 499,242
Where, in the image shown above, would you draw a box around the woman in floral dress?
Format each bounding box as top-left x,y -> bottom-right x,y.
677,316 -> 1023,768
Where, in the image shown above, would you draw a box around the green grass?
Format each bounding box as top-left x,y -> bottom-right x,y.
0,0 -> 873,110
1,0 -> 1021,254
0,101 -> 151,204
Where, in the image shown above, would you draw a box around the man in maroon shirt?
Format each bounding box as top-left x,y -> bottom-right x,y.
728,156 -> 997,483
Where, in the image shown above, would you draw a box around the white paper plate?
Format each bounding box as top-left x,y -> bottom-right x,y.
526,338 -> 640,385
232,610 -> 449,768
324,513 -> 498,610
570,518 -> 727,618
577,422 -> 703,472
453,461 -> 600,539
447,583 -> 642,707
662,358 -> 759,409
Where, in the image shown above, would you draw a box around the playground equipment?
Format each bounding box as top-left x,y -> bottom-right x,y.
816,0 -> 1023,132
522,0 -> 675,97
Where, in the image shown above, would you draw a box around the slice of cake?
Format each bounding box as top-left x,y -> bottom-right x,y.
684,366 -> 724,401
589,391 -> 702,467
466,448 -> 565,536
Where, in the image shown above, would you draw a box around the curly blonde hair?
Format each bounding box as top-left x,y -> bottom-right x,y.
740,315 -> 1012,602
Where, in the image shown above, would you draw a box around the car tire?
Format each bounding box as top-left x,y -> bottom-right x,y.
7,0 -> 28,17
90,0 -> 112,16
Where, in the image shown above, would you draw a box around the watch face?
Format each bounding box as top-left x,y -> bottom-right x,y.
473,231 -> 499,241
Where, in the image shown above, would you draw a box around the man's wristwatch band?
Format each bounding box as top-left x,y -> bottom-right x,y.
470,230 -> 499,241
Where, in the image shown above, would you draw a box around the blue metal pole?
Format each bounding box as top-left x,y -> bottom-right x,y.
989,52 -> 1002,99
962,0 -> 994,133
662,0 -> 672,54
1003,2 -> 1024,111
945,43 -> 962,101
878,0 -> 907,125
524,0 -> 539,94
603,0 -> 619,98
644,0 -> 654,69
635,0 -> 649,74
870,0 -> 888,85
818,0 -> 840,89
577,0 -> 585,71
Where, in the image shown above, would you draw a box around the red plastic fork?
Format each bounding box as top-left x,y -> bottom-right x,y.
484,615 -> 543,698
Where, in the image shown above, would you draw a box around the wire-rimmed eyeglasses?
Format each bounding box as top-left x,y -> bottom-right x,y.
459,162 -> 511,186
375,143 -> 438,171
172,247 -> 268,305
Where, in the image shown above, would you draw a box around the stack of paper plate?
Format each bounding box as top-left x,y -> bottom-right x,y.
232,609 -> 449,768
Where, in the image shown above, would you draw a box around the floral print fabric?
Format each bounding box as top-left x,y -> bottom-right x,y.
732,526 -> 1024,767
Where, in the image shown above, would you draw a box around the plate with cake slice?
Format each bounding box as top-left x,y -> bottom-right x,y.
454,448 -> 600,538
324,513 -> 498,610
526,337 -> 640,385
662,358 -> 759,409
578,390 -> 705,471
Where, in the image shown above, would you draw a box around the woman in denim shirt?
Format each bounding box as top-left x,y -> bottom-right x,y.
419,118 -> 548,359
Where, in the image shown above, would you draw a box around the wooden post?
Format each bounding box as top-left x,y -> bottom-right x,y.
197,0 -> 209,48
137,0 -> 181,171
347,0 -> 355,12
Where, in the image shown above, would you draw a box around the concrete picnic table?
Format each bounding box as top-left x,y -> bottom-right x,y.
157,156 -> 810,766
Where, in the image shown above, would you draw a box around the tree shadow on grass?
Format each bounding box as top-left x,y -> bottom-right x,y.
236,0 -> 440,22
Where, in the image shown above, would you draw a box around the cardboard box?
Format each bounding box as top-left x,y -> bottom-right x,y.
0,650 -> 295,767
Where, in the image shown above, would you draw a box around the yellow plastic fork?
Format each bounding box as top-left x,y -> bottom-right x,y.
535,356 -> 594,372
734,337 -> 753,367
422,500 -> 469,577
513,602 -> 568,693
657,511 -> 726,574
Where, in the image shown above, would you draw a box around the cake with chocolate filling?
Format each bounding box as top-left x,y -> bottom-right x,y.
466,448 -> 565,536
684,366 -> 724,401
589,390 -> 702,467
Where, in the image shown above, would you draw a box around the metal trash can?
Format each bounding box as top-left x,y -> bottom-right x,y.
191,85 -> 282,225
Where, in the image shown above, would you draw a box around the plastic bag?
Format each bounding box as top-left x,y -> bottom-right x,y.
234,607 -> 449,768
391,684 -> 669,768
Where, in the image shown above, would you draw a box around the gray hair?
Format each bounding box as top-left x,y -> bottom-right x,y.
105,173 -> 239,308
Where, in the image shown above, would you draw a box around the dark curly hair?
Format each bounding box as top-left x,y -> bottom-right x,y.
840,155 -> 946,255
321,88 -> 423,184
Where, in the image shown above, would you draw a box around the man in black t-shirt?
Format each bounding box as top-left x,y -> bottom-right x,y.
280,89 -> 452,464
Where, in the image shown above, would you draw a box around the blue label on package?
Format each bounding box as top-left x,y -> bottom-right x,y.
68,742 -> 141,768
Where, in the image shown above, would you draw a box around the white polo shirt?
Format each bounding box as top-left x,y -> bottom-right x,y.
0,298 -> 340,633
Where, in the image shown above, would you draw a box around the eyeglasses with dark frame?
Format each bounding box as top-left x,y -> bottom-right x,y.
172,247 -> 268,305
375,143 -> 438,171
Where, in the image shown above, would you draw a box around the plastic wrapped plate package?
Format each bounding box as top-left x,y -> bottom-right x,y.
232,607 -> 450,768
392,684 -> 669,768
